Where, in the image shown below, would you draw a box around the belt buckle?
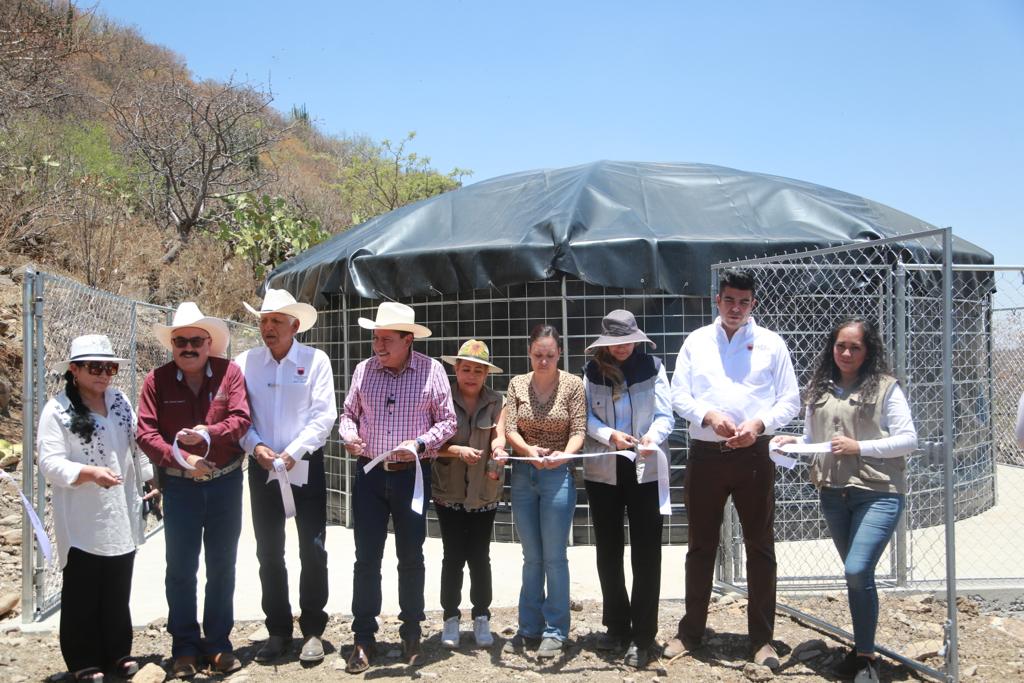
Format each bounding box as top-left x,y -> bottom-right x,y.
383,461 -> 398,472
193,471 -> 213,482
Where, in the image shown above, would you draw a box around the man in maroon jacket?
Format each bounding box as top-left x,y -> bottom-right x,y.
136,302 -> 251,678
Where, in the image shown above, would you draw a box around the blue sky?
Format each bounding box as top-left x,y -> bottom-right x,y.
95,0 -> 1024,263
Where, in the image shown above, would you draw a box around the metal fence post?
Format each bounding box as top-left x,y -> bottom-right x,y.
561,275 -> 574,547
941,228 -> 960,682
129,302 -> 139,402
893,261 -> 909,587
32,273 -> 47,617
342,295 -> 352,529
20,269 -> 37,623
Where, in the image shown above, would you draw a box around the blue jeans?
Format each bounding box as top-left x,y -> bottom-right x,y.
351,460 -> 431,644
162,466 -> 243,657
510,462 -> 577,641
820,486 -> 904,655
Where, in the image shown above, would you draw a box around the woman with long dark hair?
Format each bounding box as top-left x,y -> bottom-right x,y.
504,324 -> 586,659
772,317 -> 916,683
37,335 -> 159,682
582,310 -> 673,669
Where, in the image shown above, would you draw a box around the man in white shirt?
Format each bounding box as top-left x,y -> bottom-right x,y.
666,268 -> 800,671
235,289 -> 338,665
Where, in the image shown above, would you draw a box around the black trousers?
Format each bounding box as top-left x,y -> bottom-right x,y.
248,450 -> 329,638
679,439 -> 777,650
60,547 -> 135,673
435,503 -> 497,620
584,454 -> 664,649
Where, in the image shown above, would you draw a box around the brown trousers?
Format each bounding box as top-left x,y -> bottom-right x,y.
679,438 -> 776,650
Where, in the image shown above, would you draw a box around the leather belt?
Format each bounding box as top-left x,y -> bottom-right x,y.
164,455 -> 243,481
692,435 -> 772,453
358,457 -> 413,472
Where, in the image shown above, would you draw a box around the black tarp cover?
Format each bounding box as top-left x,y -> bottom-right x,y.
267,160 -> 992,304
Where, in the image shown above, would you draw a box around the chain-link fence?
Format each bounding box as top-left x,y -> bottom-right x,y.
707,228 -> 1020,681
20,269 -> 260,621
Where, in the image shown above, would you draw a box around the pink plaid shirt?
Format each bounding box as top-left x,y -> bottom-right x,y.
338,350 -> 457,460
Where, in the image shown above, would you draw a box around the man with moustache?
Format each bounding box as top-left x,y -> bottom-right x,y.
338,302 -> 457,673
137,303 -> 251,678
666,269 -> 800,671
235,290 -> 337,665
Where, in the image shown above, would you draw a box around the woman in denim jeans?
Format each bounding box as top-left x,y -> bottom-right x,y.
772,317 -> 917,683
504,324 -> 586,659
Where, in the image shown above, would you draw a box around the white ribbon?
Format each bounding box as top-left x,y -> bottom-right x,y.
637,444 -> 673,516
0,469 -> 53,564
362,445 -> 424,514
769,442 -> 828,470
272,458 -> 297,519
503,449 -> 638,462
171,429 -> 211,471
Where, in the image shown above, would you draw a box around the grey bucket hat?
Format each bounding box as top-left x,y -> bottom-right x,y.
585,309 -> 656,351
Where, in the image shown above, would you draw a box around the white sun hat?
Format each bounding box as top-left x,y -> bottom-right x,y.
152,302 -> 230,357
243,288 -> 318,333
357,302 -> 432,339
60,334 -> 129,373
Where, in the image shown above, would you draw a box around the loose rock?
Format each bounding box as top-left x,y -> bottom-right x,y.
133,662 -> 167,683
0,593 -> 20,619
742,662 -> 774,681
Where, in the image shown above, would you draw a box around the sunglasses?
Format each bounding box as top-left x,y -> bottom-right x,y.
74,361 -> 120,376
171,336 -> 210,349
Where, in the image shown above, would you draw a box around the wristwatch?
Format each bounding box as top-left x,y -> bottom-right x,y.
416,438 -> 426,454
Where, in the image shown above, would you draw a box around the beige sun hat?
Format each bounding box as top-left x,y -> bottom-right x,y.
441,339 -> 503,374
357,302 -> 432,339
585,309 -> 656,352
152,302 -> 230,357
243,288 -> 317,333
60,334 -> 129,373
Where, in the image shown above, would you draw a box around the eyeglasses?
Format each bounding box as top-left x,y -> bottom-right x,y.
74,361 -> 120,376
171,336 -> 210,349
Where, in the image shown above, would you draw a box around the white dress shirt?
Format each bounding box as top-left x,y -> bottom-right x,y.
37,388 -> 153,568
799,384 -> 918,458
236,340 -> 337,459
671,316 -> 800,442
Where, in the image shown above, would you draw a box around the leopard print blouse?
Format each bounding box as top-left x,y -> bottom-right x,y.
505,370 -> 586,452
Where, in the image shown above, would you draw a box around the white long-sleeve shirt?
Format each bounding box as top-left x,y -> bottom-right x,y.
1016,392 -> 1024,449
235,340 -> 338,459
799,384 -> 918,458
671,316 -> 800,442
585,364 -> 675,446
37,388 -> 153,568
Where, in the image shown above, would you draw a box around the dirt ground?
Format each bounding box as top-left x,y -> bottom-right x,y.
0,589 -> 1022,682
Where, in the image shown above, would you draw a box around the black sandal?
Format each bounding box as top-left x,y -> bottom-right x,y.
115,657 -> 140,678
73,668 -> 105,682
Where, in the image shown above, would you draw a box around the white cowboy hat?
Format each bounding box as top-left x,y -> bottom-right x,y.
243,288 -> 317,333
441,339 -> 503,374
357,302 -> 432,339
152,302 -> 230,357
60,334 -> 129,373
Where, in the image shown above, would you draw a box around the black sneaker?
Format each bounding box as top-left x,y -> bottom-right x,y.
623,642 -> 650,669
594,631 -> 628,652
854,657 -> 880,683
503,633 -> 541,654
833,648 -> 878,681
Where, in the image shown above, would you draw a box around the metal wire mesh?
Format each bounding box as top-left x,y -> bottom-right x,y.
21,271 -> 259,619
299,276 -> 714,545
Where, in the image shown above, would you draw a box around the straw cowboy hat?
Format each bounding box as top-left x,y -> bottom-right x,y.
60,334 -> 129,373
586,309 -> 656,352
243,288 -> 317,333
441,339 -> 503,374
153,302 -> 230,356
357,302 -> 432,339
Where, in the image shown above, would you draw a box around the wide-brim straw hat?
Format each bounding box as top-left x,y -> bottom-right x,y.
441,339 -> 503,374
152,302 -> 231,357
243,288 -> 317,333
586,309 -> 656,351
357,302 -> 432,339
60,334 -> 129,373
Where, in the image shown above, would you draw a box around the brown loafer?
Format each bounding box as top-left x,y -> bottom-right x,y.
345,642 -> 375,674
170,655 -> 198,679
207,651 -> 242,675
753,643 -> 780,671
663,633 -> 701,659
402,637 -> 421,666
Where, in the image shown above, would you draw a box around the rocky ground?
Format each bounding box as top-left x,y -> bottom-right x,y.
0,591 -> 1022,682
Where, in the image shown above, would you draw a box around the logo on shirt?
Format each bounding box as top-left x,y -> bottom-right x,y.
297,367 -> 305,376
747,344 -> 754,351
213,391 -> 228,402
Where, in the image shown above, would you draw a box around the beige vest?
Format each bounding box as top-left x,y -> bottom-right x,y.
431,385 -> 504,510
809,375 -> 905,494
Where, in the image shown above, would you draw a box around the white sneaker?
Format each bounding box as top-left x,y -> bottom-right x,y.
473,615 -> 494,647
441,616 -> 460,649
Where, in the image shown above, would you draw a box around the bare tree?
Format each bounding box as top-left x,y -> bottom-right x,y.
108,75 -> 288,263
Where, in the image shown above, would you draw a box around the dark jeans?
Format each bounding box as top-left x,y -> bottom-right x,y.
435,503 -> 497,620
680,440 -> 776,650
60,547 -> 135,673
249,450 -> 329,638
352,460 -> 431,644
820,486 -> 905,655
163,465 -> 243,657
585,454 -> 663,649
